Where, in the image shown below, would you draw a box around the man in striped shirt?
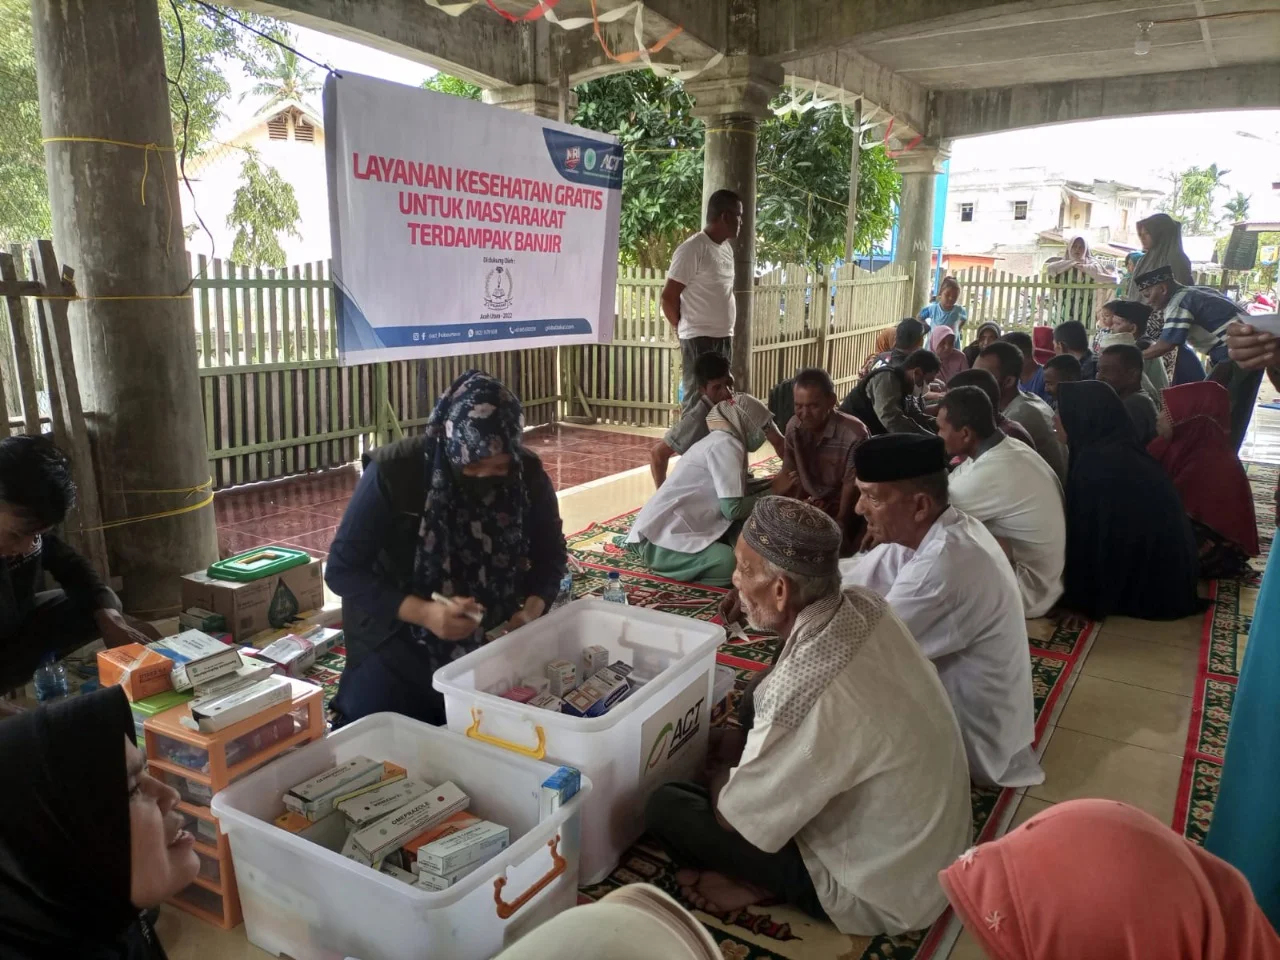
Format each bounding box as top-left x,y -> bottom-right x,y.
1138,266 -> 1260,450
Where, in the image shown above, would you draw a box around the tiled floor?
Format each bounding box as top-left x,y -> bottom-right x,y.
169,409 -> 1275,960
212,423 -> 664,561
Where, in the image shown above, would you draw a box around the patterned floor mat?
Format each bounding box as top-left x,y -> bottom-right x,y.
569,512 -> 1096,960
1174,462 -> 1276,844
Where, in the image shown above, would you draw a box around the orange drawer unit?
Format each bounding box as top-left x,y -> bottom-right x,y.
143,677 -> 325,928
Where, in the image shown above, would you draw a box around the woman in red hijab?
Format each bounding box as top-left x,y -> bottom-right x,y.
939,799 -> 1280,960
1148,381 -> 1259,579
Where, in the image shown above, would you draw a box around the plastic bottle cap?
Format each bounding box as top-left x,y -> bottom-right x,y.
608,572 -> 620,580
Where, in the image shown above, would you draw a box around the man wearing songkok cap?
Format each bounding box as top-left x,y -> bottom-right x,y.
840,434 -> 1043,788
627,394 -> 775,586
1137,264 -> 1260,449
645,497 -> 971,936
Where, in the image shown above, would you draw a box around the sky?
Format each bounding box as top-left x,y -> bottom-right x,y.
223,21 -> 1280,224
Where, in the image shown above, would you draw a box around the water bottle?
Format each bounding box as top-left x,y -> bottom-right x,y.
601,571 -> 628,605
33,653 -> 70,702
552,573 -> 574,610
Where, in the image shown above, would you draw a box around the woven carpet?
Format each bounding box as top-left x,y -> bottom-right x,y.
1174,461 -> 1277,845
568,509 -> 1096,960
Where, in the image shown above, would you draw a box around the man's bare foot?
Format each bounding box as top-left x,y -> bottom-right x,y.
689,871 -> 769,914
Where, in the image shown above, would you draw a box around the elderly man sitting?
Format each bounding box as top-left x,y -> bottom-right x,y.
840,434 -> 1043,789
627,395 -> 774,586
646,498 -> 972,935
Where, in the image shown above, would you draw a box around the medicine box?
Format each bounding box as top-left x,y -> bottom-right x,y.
191,656 -> 274,700
337,777 -> 431,827
97,644 -> 174,701
415,820 -> 509,876
350,781 -> 469,863
258,634 -> 316,678
581,644 -> 609,676
544,659 -> 577,697
190,675 -> 291,733
284,755 -> 384,820
180,556 -> 324,641
403,811 -> 480,872
148,630 -> 242,691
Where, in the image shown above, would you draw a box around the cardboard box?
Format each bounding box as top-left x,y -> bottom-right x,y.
527,692 -> 564,712
582,644 -> 610,676
545,659 -> 577,698
178,607 -> 226,633
180,557 -> 324,641
147,630 -> 241,691
273,810 -> 351,852
499,685 -> 536,704
351,781 -> 469,863
416,820 -> 509,876
539,766 -> 581,820
188,675 -> 290,733
97,644 -> 174,701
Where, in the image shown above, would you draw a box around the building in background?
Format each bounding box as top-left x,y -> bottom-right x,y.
180,100 -> 331,266
941,165 -> 1163,275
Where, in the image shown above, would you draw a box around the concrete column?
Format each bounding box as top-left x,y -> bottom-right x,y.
482,83 -> 577,121
31,0 -> 217,616
892,143 -> 950,313
686,56 -> 783,394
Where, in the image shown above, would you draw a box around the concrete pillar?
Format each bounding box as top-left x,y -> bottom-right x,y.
892,143 -> 950,313
482,83 -> 577,121
31,0 -> 218,617
685,56 -> 783,394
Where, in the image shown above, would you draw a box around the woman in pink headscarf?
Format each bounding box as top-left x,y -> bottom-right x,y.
928,324 -> 969,384
938,799 -> 1280,959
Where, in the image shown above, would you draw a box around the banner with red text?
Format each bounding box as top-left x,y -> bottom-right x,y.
324,72 -> 621,365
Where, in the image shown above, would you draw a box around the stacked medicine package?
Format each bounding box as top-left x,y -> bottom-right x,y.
495,643 -> 644,717
274,756 -> 580,892
100,623 -> 341,742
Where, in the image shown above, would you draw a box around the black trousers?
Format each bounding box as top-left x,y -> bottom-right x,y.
1222,361 -> 1263,452
331,636 -> 448,728
643,781 -> 829,922
0,589 -> 102,694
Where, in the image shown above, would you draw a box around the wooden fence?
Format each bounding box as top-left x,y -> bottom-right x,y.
192,256 -> 908,489
191,256 -> 559,488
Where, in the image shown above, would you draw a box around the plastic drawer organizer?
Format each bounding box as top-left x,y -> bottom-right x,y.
144,677 -> 325,928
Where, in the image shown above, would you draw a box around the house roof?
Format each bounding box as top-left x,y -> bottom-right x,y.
216,99 -> 323,148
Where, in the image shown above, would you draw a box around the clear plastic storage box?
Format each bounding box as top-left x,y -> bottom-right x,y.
433,598 -> 722,884
211,712 -> 590,960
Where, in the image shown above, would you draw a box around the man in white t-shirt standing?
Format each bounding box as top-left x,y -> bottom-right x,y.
662,190 -> 742,407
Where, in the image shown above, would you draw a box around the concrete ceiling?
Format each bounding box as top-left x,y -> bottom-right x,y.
849,0 -> 1280,90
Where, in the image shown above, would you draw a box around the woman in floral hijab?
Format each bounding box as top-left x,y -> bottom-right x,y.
327,370 -> 567,726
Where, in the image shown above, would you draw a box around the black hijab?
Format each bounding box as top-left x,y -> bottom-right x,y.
0,687 -> 164,959
1057,380 -> 1202,622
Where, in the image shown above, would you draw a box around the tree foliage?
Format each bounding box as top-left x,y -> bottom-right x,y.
1223,190 -> 1250,224
0,0 -> 278,244
1162,163 -> 1231,236
227,147 -> 300,268
243,44 -> 321,112
424,69 -> 901,269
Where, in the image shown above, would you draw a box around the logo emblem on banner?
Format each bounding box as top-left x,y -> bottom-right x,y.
484,266 -> 515,310
584,148 -> 597,171
564,146 -> 580,170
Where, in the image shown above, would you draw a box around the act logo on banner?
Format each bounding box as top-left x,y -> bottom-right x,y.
324,72 -> 622,365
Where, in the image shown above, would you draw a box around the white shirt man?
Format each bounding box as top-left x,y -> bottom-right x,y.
946,427 -> 1065,619
841,433 -> 1043,789
666,231 -> 735,341
645,498 -> 971,936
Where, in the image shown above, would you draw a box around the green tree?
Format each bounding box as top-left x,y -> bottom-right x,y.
0,0 -> 277,244
756,106 -> 899,266
1162,163 -> 1231,236
423,72 -> 481,100
242,44 -> 321,112
1223,190 -> 1251,224
227,147 -> 300,268
420,70 -> 900,269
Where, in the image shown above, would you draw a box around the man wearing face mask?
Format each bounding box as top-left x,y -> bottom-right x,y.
0,435 -> 150,695
627,395 -> 776,587
326,371 -> 567,726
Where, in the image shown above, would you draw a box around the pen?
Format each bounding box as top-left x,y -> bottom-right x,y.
430,592 -> 484,623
